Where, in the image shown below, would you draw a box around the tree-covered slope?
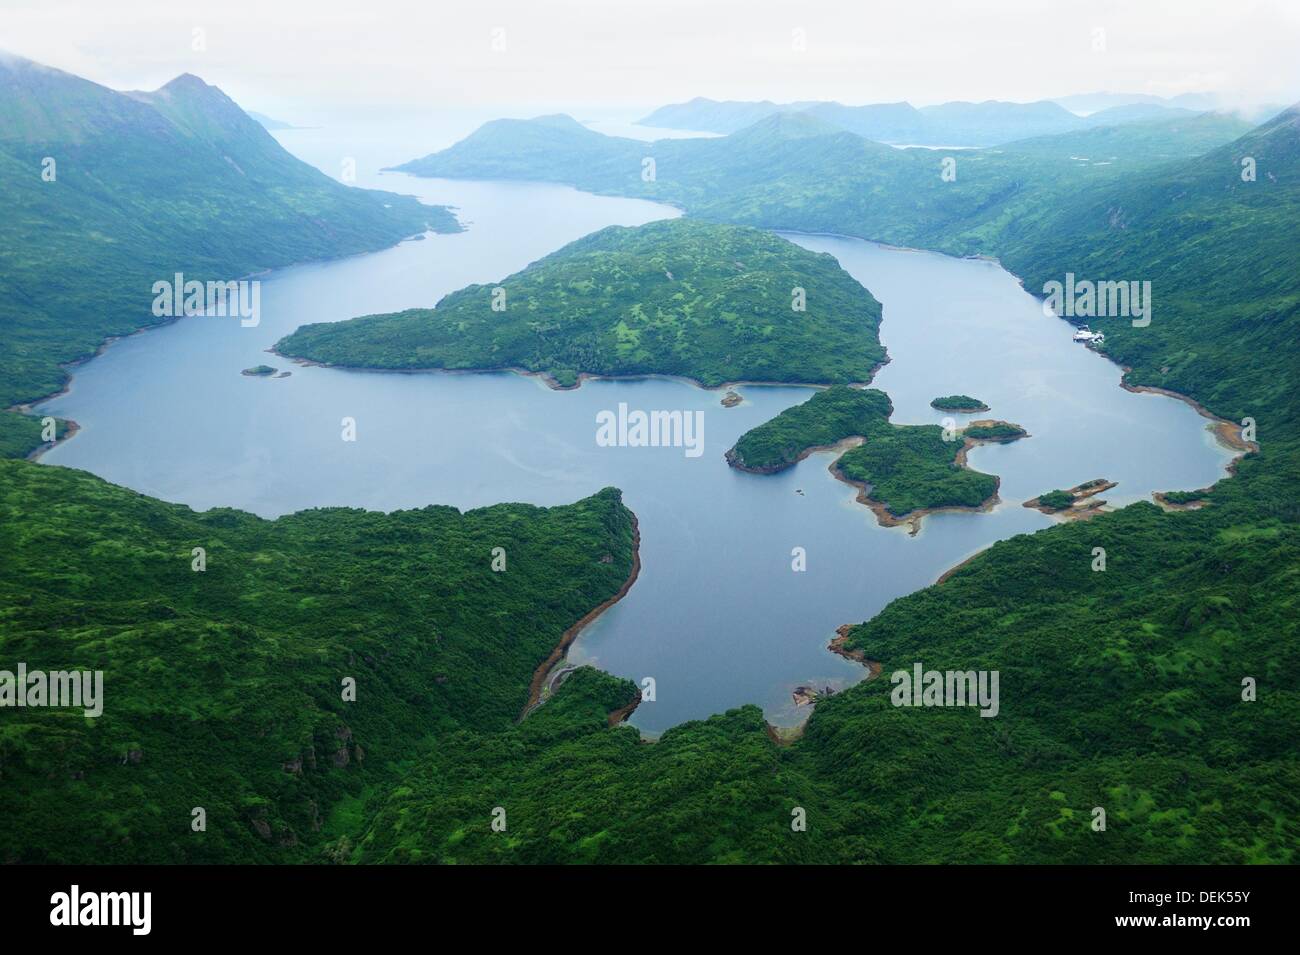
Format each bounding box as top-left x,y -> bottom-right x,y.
353,669 -> 842,864
0,55 -> 459,456
725,385 -> 892,472
814,500 -> 1299,863
0,459 -> 636,863
993,106 -> 1300,427
834,424 -> 1002,518
276,219 -> 886,388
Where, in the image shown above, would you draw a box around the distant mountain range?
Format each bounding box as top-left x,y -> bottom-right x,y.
395,108 -> 1255,251
1047,90 -> 1279,115
636,94 -> 1283,145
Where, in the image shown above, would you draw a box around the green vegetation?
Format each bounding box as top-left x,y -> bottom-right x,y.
728,386 -> 1023,517
931,394 -> 988,412
824,503 -> 1299,863
0,55 -> 458,459
725,386 -> 891,472
5,60 -> 1299,863
0,413 -> 70,459
1036,489 -> 1075,511
353,668 -> 830,863
836,424 -> 999,517
0,460 -> 636,863
241,365 -> 277,377
1161,489 -> 1211,506
962,422 -> 1026,441
275,219 -> 886,389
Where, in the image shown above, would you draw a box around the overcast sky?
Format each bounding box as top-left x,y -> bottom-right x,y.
5,0 -> 1299,117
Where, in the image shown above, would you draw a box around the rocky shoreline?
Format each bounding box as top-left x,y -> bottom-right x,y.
830,421 -> 1028,536
1023,478 -> 1117,519
520,514 -> 642,721
828,625 -> 883,678
726,434 -> 866,475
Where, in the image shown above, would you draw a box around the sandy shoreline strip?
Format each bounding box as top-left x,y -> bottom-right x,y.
727,434 -> 868,475
520,513 -> 642,721
1119,375 -> 1258,455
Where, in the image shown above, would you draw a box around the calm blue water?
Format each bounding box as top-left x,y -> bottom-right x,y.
36,129 -> 1236,734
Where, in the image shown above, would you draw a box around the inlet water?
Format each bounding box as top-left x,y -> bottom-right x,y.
37,132 -> 1237,734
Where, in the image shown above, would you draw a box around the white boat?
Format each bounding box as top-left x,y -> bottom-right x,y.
1072,325 -> 1104,344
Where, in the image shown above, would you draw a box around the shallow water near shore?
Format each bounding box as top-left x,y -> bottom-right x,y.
36,130 -> 1237,734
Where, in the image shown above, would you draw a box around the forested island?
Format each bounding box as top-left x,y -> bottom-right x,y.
725,385 -> 892,472
833,420 -> 1027,527
275,219 -> 886,389
931,394 -> 990,412
727,387 -> 1027,527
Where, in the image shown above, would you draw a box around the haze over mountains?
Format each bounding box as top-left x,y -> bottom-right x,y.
0,52 -> 457,455
395,108 -> 1256,253
637,93 -> 1282,145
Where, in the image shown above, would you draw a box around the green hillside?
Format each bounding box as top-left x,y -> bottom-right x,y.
0,460 -> 636,863
0,56 -> 459,455
275,219 -> 886,389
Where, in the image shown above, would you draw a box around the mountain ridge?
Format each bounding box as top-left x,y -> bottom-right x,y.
0,55 -> 460,454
